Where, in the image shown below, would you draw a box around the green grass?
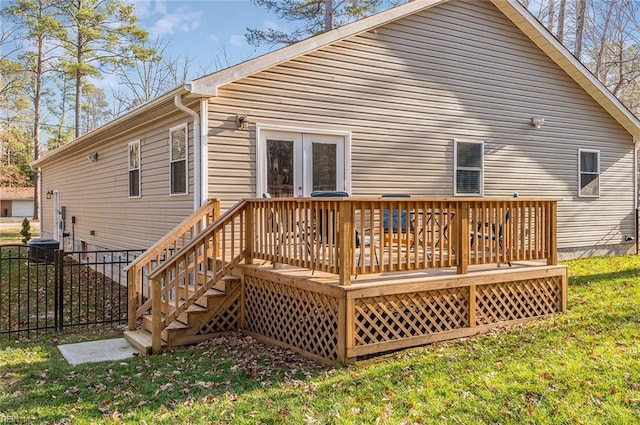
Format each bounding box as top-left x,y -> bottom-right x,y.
1,247 -> 128,335
0,222 -> 40,244
2,256 -> 640,424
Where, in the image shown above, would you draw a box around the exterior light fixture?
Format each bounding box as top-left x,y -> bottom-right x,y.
87,152 -> 98,163
236,114 -> 249,130
46,190 -> 53,200
530,117 -> 545,128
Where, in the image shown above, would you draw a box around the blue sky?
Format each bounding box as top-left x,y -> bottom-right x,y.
131,0 -> 286,78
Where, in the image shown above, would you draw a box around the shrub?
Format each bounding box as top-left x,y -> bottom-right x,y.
20,218 -> 31,244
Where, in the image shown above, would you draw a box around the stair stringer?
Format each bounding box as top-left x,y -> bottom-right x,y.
165,277 -> 242,347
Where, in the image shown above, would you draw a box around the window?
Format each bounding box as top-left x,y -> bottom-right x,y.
128,140 -> 141,197
454,140 -> 484,195
578,149 -> 600,197
170,124 -> 188,195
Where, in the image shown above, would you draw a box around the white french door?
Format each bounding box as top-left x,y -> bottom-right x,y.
258,130 -> 347,197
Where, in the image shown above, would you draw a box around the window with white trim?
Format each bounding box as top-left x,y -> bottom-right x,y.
454,140 -> 484,195
578,149 -> 600,197
170,124 -> 188,195
128,140 -> 141,197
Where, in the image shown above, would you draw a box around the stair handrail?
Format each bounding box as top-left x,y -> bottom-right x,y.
127,199 -> 221,330
147,200 -> 248,353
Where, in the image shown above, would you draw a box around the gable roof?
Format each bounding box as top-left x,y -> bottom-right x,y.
35,0 -> 640,167
189,0 -> 640,137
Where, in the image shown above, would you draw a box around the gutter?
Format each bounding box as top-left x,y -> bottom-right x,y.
174,93 -> 202,211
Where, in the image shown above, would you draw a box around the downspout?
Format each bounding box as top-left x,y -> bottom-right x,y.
634,137 -> 639,254
38,168 -> 44,236
174,94 -> 201,211
199,98 -> 209,205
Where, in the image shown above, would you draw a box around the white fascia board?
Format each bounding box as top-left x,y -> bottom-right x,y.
492,0 -> 640,137
188,0 -> 448,95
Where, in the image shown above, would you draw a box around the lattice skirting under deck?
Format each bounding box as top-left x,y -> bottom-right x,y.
352,274 -> 565,352
240,265 -> 567,364
244,275 -> 340,362
354,288 -> 470,346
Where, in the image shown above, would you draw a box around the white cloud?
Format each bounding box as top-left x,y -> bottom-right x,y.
154,0 -> 168,15
89,73 -> 120,91
228,34 -> 246,47
209,34 -> 221,43
146,5 -> 203,37
129,0 -> 152,19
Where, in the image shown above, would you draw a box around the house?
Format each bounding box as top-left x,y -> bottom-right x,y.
0,187 -> 34,218
34,0 -> 628,362
33,0 -> 640,260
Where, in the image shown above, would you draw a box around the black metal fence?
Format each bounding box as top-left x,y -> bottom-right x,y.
0,244 -> 144,339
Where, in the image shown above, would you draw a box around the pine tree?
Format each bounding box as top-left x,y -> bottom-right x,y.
56,0 -> 154,137
247,0 -> 386,47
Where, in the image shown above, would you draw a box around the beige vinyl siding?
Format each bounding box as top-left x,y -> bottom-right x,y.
40,110 -> 196,250
205,0 -> 634,252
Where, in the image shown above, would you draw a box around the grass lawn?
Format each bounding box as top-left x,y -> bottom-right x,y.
0,221 -> 40,244
2,256 -> 640,424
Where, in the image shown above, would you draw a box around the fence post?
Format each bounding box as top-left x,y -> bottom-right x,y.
151,275 -> 162,354
55,249 -> 65,332
338,201 -> 353,286
457,201 -> 469,275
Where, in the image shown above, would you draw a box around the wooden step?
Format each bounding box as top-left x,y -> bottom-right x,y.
177,285 -> 226,309
123,329 -> 166,355
142,314 -> 188,333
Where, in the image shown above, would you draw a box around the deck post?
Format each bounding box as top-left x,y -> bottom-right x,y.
547,201 -> 558,266
338,201 -> 354,286
560,271 -> 568,312
151,276 -> 162,354
127,267 -> 137,331
457,201 -> 469,275
244,202 -> 254,265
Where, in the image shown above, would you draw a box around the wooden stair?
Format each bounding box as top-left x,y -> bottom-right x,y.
124,274 -> 241,353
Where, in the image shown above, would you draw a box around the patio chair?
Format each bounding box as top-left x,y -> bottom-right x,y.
263,193 -> 311,260
470,209 -> 511,267
310,191 -> 375,267
381,194 -> 423,248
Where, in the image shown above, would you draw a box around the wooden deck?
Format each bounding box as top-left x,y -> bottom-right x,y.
240,260 -> 567,364
126,197 -> 567,364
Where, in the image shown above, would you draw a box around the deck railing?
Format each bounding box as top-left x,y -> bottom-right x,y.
247,197 -> 557,284
134,196 -> 557,352
146,201 -> 247,352
126,199 -> 220,330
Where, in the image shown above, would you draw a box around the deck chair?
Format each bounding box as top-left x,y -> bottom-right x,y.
310,191 -> 376,268
470,209 -> 511,267
263,193 -> 311,260
381,194 -> 424,251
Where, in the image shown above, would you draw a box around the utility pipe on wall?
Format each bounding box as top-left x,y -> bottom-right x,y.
174,94 -> 202,211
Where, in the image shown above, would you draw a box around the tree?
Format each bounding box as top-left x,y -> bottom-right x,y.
0,23 -> 23,101
246,0 -> 386,47
45,70 -> 75,149
522,0 -> 640,116
111,37 -> 196,114
56,0 -> 154,137
80,82 -> 111,133
2,0 -> 65,219
0,124 -> 33,187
